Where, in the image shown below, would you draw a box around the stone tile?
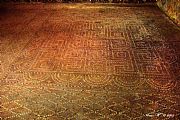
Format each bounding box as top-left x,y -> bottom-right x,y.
0,3 -> 179,120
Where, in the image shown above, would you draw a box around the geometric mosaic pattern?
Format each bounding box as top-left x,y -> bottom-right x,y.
0,3 -> 180,120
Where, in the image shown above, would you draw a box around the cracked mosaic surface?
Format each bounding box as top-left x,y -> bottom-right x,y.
0,3 -> 180,120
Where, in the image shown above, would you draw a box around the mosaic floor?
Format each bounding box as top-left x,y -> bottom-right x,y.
0,3 -> 180,120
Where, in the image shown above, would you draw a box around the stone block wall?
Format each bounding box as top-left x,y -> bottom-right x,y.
157,0 -> 180,26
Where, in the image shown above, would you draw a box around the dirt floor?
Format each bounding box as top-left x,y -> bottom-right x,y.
0,3 -> 180,120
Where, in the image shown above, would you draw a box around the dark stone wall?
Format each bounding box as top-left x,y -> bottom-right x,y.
0,0 -> 156,3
